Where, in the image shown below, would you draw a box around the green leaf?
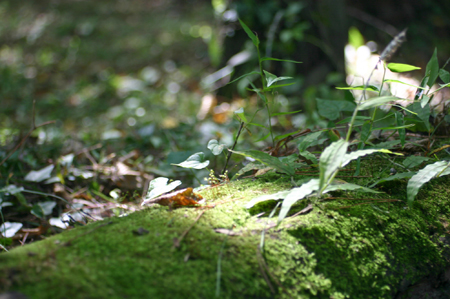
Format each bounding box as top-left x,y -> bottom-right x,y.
407,160 -> 450,206
408,102 -> 431,131
297,131 -> 324,152
403,156 -> 431,169
0,185 -> 24,195
336,116 -> 371,125
319,140 -> 349,192
439,69 -> 450,84
316,98 -> 356,120
263,82 -> 296,90
369,172 -> 416,188
172,152 -> 210,170
358,96 -> 399,110
245,190 -> 291,208
387,63 -> 421,72
260,57 -> 302,63
342,148 -> 398,168
425,48 -> 439,88
272,109 -> 302,116
31,201 -> 56,218
0,222 -> 23,238
360,121 -> 371,143
263,70 -> 293,87
324,182 -> 381,194
24,165 -> 54,182
375,124 -> 415,130
384,79 -> 426,90
234,107 -> 247,123
278,179 -> 320,222
207,140 -> 227,155
142,177 -> 182,204
420,94 -> 430,108
239,19 -> 259,48
230,150 -> 295,176
395,111 -> 406,147
336,85 -> 379,92
227,71 -> 260,86
299,151 -> 318,164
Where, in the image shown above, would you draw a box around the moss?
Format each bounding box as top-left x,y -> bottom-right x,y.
1,163 -> 450,298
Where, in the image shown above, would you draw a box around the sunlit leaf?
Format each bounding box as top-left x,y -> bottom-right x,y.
278,179 -> 320,222
142,177 -> 182,205
0,185 -> 24,195
387,63 -> 421,72
0,222 -> 22,238
384,79 -> 425,90
31,201 -> 56,218
336,85 -> 379,91
407,161 -> 450,206
358,96 -> 399,110
245,190 -> 291,208
319,139 -> 349,192
231,150 -> 295,176
172,152 -> 210,169
24,165 -> 54,182
342,148 -> 398,168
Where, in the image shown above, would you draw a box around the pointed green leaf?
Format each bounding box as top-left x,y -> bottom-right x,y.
297,131 -> 324,152
316,99 -> 356,120
263,70 -> 293,87
319,140 -> 349,191
439,69 -> 450,84
407,160 -> 450,206
387,63 -> 421,72
358,96 -> 400,110
369,172 -> 416,188
231,150 -> 295,176
342,148 -> 398,168
324,182 -> 381,194
395,111 -> 406,147
234,107 -> 248,123
279,179 -> 320,222
384,79 -> 426,90
403,156 -> 431,169
260,57 -> 302,63
272,109 -> 302,116
245,190 -> 291,208
24,165 -> 54,182
336,85 -> 379,91
228,71 -> 260,86
425,48 -> 439,88
239,19 -> 259,47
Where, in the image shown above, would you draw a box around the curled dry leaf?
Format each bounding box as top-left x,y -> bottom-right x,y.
143,188 -> 203,208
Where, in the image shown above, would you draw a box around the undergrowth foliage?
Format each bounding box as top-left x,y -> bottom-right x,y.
165,20 -> 450,223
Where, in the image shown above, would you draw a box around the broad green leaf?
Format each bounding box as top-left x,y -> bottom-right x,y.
408,102 -> 431,131
425,48 -> 439,88
369,172 -> 416,188
324,182 -> 381,194
336,116 -> 371,125
24,165 -> 54,182
142,177 -> 182,204
172,152 -> 210,169
263,70 -> 293,87
207,140 -> 227,155
0,222 -> 23,238
420,95 -> 430,108
384,79 -> 425,90
278,179 -> 320,222
245,190 -> 291,208
31,201 -> 56,218
272,109 -> 302,116
342,148 -> 398,168
439,69 -> 450,84
319,139 -> 349,192
360,121 -> 371,143
403,156 -> 431,169
316,98 -> 356,120
235,161 -> 268,177
231,150 -> 295,176
297,131 -> 323,152
336,85 -> 379,92
239,19 -> 259,47
260,57 -> 302,63
0,185 -> 24,195
387,63 -> 421,72
407,160 -> 450,206
227,71 -> 260,86
299,151 -> 318,164
358,96 -> 399,110
234,107 -> 247,123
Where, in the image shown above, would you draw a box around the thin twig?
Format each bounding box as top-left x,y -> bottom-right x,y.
173,210 -> 205,248
222,121 -> 245,175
